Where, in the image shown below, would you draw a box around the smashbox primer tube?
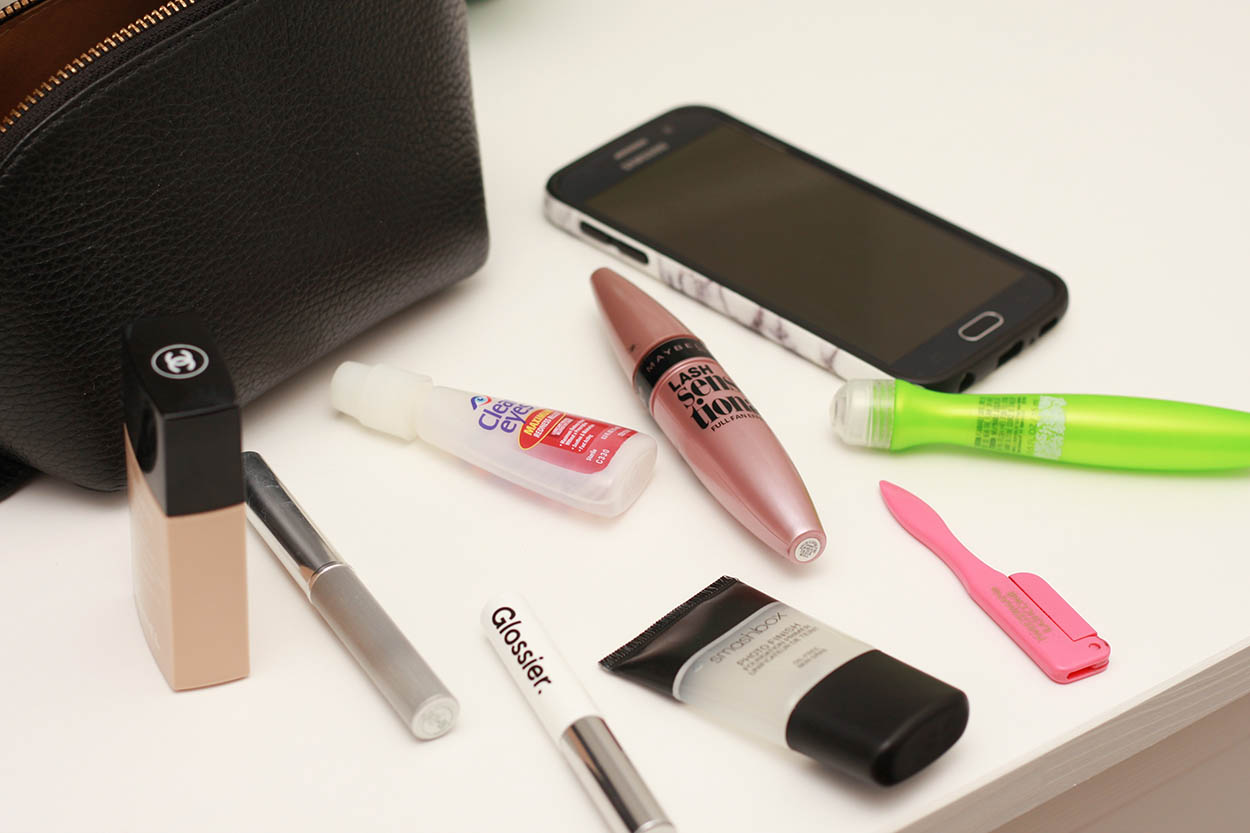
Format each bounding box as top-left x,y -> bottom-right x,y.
601,577 -> 969,786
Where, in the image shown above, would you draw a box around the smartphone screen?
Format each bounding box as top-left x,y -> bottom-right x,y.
550,107 -> 1065,387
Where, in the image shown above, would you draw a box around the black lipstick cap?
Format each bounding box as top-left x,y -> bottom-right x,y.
121,314 -> 243,516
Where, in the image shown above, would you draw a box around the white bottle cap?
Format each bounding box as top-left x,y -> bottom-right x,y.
331,362 -> 433,441
830,379 -> 896,449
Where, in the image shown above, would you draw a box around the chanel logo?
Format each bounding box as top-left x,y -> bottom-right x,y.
150,344 -> 210,380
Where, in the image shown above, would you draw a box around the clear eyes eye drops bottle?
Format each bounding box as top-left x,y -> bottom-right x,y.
332,362 -> 657,516
832,379 -> 1250,471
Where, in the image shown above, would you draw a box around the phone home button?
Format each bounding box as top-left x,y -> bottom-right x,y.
958,311 -> 1005,342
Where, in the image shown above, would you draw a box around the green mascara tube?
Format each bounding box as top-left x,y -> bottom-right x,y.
830,379 -> 1250,471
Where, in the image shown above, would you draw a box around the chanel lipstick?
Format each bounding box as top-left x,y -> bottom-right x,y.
591,268 -> 825,563
121,314 -> 248,691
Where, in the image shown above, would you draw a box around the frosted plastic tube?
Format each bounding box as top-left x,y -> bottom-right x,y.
601,577 -> 969,786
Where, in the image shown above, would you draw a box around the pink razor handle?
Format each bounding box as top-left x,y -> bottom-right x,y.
879,481 -> 1110,684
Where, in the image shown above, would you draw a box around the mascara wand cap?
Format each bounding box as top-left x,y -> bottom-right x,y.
331,362 -> 433,441
831,380 -> 896,449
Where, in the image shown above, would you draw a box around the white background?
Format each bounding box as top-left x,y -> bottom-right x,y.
4,1 -> 1250,831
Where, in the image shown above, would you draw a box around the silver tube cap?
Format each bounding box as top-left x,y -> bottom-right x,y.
559,716 -> 676,833
242,451 -> 341,594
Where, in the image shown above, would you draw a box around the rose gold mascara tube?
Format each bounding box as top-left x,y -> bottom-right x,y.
592,268 -> 826,563
243,452 -> 458,740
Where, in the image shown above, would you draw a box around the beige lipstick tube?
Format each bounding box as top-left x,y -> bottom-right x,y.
121,315 -> 249,691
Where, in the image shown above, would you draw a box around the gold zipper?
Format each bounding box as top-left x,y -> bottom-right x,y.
1,0 -> 197,135
0,0 -> 46,24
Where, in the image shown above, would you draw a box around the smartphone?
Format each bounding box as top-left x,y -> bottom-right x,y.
545,105 -> 1068,391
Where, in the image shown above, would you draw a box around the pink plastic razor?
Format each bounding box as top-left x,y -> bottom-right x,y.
879,481 -> 1110,683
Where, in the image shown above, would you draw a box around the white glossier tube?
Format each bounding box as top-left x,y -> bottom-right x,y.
482,595 -> 675,833
332,362 -> 656,517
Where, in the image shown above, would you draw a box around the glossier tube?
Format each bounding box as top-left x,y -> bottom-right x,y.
591,268 -> 825,563
601,577 -> 969,786
483,595 -> 675,833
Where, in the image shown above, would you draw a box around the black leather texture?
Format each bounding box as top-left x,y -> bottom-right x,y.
0,0 -> 488,493
0,455 -> 35,500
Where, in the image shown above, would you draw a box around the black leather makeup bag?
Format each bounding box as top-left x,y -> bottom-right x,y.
0,0 -> 489,497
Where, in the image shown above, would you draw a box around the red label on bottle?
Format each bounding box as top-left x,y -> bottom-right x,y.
518,409 -> 636,474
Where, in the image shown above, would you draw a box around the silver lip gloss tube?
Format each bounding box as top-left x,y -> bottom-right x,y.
243,451 -> 458,740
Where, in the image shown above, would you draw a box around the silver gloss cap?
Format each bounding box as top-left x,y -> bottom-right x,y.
559,716 -> 676,833
242,451 -> 339,594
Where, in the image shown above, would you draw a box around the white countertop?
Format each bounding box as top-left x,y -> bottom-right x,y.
4,1 -> 1250,831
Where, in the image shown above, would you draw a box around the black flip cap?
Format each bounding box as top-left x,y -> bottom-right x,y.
785,650 -> 969,786
121,314 -> 243,516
